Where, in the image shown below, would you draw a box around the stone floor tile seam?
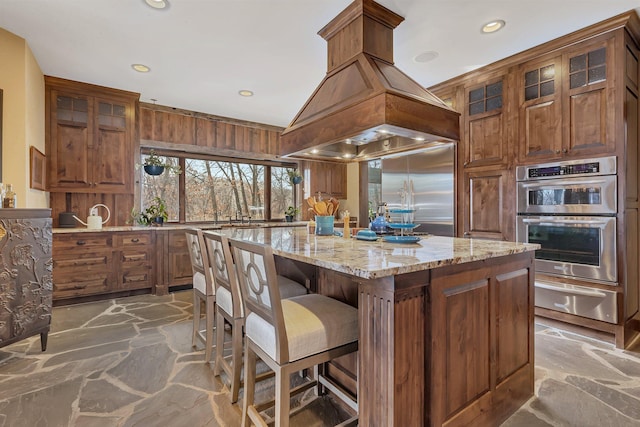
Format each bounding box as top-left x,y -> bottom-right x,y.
586,350 -> 640,384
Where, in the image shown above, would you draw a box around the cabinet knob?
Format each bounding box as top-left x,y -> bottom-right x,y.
76,240 -> 86,246
131,238 -> 139,243
555,150 -> 561,154
562,148 -> 568,153
463,232 -> 470,237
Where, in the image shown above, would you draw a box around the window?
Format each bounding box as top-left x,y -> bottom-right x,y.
140,150 -> 295,223
140,153 -> 180,221
271,166 -> 295,220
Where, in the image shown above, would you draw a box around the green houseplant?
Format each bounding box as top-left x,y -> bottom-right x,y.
141,150 -> 182,175
284,206 -> 300,222
131,196 -> 169,226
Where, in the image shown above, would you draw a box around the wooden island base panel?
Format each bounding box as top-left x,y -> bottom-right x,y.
215,227 -> 538,427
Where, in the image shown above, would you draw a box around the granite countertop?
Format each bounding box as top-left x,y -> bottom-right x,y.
212,226 -> 539,279
52,221 -> 307,233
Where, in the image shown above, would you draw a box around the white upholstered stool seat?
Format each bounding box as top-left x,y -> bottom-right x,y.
245,294 -> 358,362
229,238 -> 358,427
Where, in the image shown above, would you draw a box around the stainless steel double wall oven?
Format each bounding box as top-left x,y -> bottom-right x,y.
516,156 -> 618,323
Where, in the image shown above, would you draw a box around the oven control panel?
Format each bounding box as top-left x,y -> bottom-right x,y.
516,156 -> 616,181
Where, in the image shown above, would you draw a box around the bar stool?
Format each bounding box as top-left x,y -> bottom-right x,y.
185,228 -> 216,363
203,231 -> 309,403
229,238 -> 358,427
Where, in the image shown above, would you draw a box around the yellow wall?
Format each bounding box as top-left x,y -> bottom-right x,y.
0,27 -> 47,208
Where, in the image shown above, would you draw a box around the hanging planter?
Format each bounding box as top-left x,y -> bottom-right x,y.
144,165 -> 165,176
287,168 -> 303,185
140,149 -> 182,176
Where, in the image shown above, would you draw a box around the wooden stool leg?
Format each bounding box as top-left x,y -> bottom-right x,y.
192,294 -> 201,348
275,367 -> 290,427
230,318 -> 243,403
204,298 -> 215,363
213,310 -> 224,376
242,341 -> 257,427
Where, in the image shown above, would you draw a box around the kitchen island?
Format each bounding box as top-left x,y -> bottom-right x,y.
215,227 -> 539,427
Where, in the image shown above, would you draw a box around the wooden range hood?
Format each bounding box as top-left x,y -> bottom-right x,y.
280,0 -> 460,161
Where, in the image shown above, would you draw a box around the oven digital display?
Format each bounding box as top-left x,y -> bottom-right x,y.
528,161 -> 600,178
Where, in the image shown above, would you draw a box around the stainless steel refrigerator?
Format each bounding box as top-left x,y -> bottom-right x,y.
381,144 -> 455,236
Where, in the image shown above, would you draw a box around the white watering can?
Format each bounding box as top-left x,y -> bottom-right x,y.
73,204 -> 111,230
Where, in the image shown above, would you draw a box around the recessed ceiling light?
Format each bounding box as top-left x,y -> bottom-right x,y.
238,90 -> 254,97
144,0 -> 169,10
378,129 -> 389,134
481,20 -> 505,34
311,149 -> 319,154
132,64 -> 150,73
414,51 -> 439,63
413,136 -> 425,141
343,153 -> 353,159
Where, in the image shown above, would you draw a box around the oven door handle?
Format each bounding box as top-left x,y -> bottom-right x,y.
535,281 -> 607,298
519,177 -> 611,189
520,218 -> 611,226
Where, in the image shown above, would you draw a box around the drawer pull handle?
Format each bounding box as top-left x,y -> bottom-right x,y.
76,240 -> 86,246
73,284 -> 88,290
131,238 -> 140,243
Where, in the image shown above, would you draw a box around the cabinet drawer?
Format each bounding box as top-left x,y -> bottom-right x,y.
120,268 -> 152,290
53,272 -> 111,299
120,233 -> 152,247
54,234 -> 112,250
53,252 -> 112,271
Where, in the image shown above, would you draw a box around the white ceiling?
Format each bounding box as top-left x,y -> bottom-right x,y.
1,0 -> 639,128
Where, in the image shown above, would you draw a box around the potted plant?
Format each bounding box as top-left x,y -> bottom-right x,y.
141,150 -> 182,176
131,196 -> 169,226
287,168 -> 303,185
284,206 -> 300,222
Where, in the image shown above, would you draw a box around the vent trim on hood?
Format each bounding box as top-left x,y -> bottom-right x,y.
280,0 -> 460,161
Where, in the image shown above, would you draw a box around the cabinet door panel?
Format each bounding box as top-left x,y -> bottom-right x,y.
463,168 -> 512,241
496,268 -> 531,382
521,100 -> 562,159
467,114 -> 504,165
95,127 -> 128,187
441,279 -> 490,417
53,123 -> 90,187
569,87 -> 607,151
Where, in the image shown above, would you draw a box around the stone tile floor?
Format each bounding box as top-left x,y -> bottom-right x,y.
0,290 -> 639,426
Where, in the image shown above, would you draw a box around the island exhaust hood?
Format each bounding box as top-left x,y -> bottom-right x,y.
280,0 -> 460,161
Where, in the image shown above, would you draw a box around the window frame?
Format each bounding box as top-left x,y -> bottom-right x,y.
140,148 -> 298,224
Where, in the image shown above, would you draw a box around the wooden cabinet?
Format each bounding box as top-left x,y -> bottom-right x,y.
517,35 -> 617,163
454,71 -> 515,241
53,233 -> 114,299
463,75 -> 510,168
53,230 -> 153,301
0,210 -> 52,351
117,233 -> 154,291
429,252 -> 534,426
45,77 -> 138,193
461,167 -> 514,241
303,160 -> 347,199
518,54 -> 563,162
167,229 -> 193,286
563,35 -> 617,157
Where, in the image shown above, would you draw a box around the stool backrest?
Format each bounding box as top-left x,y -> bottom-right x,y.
203,231 -> 243,317
185,228 -> 214,296
229,238 -> 289,362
